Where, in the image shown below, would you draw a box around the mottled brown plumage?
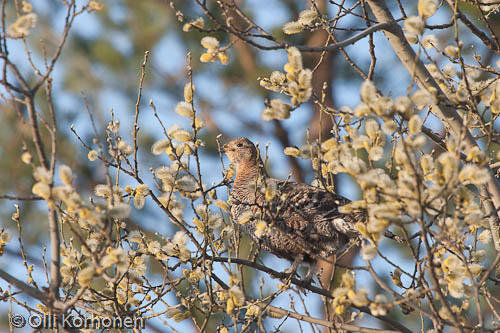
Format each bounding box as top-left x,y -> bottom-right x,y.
223,138 -> 363,282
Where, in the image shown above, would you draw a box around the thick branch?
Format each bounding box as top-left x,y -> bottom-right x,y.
365,0 -> 500,252
0,268 -> 50,304
25,96 -> 61,299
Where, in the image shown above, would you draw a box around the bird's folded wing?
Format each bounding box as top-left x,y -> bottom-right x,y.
266,179 -> 362,238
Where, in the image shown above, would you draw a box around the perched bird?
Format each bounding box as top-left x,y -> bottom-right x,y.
222,137 -> 363,283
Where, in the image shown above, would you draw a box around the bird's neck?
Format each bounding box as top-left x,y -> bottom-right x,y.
235,164 -> 259,186
234,160 -> 266,190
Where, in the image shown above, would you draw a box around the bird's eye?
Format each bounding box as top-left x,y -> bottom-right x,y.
236,143 -> 243,147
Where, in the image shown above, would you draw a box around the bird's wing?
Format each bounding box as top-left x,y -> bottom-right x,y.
267,179 -> 361,238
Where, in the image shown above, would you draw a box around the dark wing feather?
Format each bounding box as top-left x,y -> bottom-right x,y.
266,179 -> 362,252
230,177 -> 363,261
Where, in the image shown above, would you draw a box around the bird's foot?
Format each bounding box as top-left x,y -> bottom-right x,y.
384,230 -> 404,243
284,258 -> 318,290
300,260 -> 318,287
281,254 -> 304,283
284,254 -> 302,276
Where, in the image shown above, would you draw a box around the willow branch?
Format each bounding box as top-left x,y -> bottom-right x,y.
365,0 -> 500,252
0,268 -> 50,305
212,257 -> 412,333
263,304 -> 402,332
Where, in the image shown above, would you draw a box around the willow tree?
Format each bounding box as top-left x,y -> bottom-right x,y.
1,0 -> 500,332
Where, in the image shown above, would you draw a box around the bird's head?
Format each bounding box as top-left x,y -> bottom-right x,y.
222,137 -> 259,169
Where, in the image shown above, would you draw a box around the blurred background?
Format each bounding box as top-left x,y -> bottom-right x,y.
1,0 -> 499,331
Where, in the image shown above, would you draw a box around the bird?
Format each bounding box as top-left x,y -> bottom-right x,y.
222,137 -> 364,284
